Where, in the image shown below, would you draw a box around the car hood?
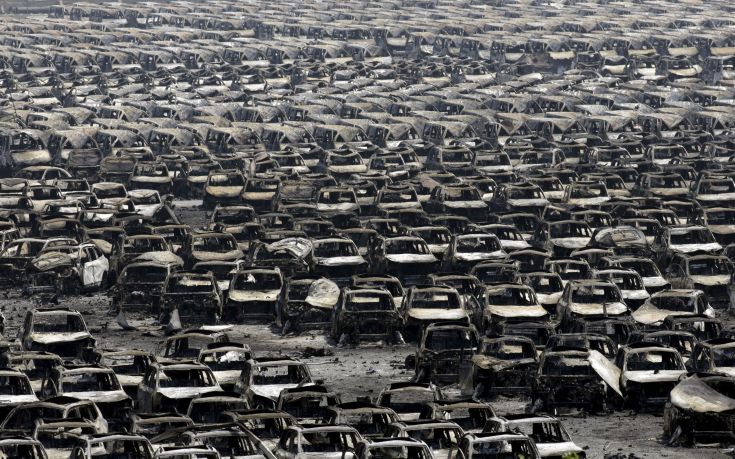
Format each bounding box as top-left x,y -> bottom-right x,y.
192,249 -> 243,262
621,289 -> 650,300
501,240 -> 531,250
536,292 -> 562,304
642,276 -> 669,287
455,251 -> 505,262
443,200 -> 487,209
242,191 -> 275,199
407,308 -> 467,321
206,186 -> 244,197
31,331 -> 92,344
158,385 -> 221,400
316,255 -> 366,266
385,254 -> 438,264
622,369 -> 687,385
551,237 -> 591,249
0,394 -> 38,405
472,355 -> 536,371
63,390 -> 129,403
632,302 -> 691,326
316,202 -> 358,211
691,275 -> 730,286
486,305 -> 549,318
251,383 -> 299,400
229,289 -> 281,302
670,242 -> 722,253
507,198 -> 549,207
536,442 -> 584,458
670,375 -> 735,413
569,301 -> 628,316
567,196 -> 610,205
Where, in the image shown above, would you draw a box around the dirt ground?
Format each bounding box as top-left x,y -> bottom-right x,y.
3,201 -> 730,458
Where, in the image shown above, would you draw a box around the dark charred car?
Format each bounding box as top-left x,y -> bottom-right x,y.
665,253 -> 732,310
93,349 -> 153,402
323,402 -> 400,439
376,382 -> 444,422
367,236 -> 440,285
162,270 -> 223,325
481,284 -> 549,335
331,287 -> 403,345
457,432 -> 541,459
689,338 -> 735,377
227,268 -> 284,322
407,324 -> 479,385
197,342 -> 252,392
556,280 -> 629,333
137,361 -> 221,414
278,276 -> 340,334
442,233 -> 507,272
603,343 -> 687,411
112,261 -> 178,316
461,336 -> 538,399
311,236 -> 367,283
532,346 -> 608,414
664,374 -> 735,445
0,369 -> 37,421
180,232 -> 244,269
41,364 -> 133,427
276,384 -> 341,426
403,285 -> 471,340
483,414 -> 585,458
18,308 -> 95,361
234,357 -> 312,408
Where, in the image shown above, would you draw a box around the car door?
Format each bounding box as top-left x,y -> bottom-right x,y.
666,262 -> 688,289
137,369 -> 155,413
81,246 -> 108,287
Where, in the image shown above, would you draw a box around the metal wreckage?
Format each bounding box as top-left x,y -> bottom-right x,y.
2,0 -> 735,457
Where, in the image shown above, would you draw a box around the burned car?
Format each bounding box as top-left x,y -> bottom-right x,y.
403,285 -> 471,340
557,280 -> 630,333
197,342 -> 252,391
18,308 -> 95,360
595,343 -> 687,411
532,346 -> 608,414
377,382 -> 444,421
461,335 -> 539,399
227,268 -> 284,322
481,284 -> 549,335
41,364 -> 133,426
234,357 -> 312,408
632,289 -> 715,328
0,369 -> 37,420
331,287 -> 403,345
161,270 -> 223,326
483,414 -> 585,459
689,338 -> 735,377
664,374 -> 735,445
367,236 -> 440,285
278,276 -> 340,334
112,260 -> 178,316
137,361 -> 221,414
407,324 -> 479,385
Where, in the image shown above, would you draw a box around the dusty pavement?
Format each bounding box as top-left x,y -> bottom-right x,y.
0,287 -> 729,458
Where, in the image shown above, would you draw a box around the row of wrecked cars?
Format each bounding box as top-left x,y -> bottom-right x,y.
0,306 -> 595,459
1,0 -> 735,456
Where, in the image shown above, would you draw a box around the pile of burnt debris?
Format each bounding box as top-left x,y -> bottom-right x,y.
0,0 -> 735,457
